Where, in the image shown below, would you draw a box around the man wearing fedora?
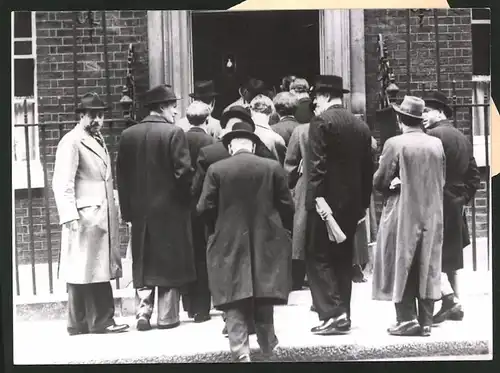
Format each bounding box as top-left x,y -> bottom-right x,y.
191,105 -> 276,337
197,121 -> 294,362
422,91 -> 480,324
177,80 -> 223,139
305,75 -> 374,336
52,92 -> 129,335
116,84 -> 196,331
372,96 -> 445,337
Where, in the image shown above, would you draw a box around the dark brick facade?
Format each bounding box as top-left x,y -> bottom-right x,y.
363,8 -> 488,238
14,10 -> 487,267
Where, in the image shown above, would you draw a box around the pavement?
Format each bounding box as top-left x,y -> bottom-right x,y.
13,271 -> 493,364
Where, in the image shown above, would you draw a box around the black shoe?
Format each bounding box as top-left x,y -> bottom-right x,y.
136,317 -> 152,331
187,312 -> 195,319
433,302 -> 464,324
352,265 -> 367,283
222,325 -> 228,336
420,326 -> 432,337
194,313 -> 211,323
310,305 -> 317,313
387,320 -> 420,336
68,328 -> 89,336
93,323 -> 129,334
311,313 -> 349,335
158,321 -> 180,330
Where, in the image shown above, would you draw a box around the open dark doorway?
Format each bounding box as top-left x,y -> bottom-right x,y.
191,10 -> 320,119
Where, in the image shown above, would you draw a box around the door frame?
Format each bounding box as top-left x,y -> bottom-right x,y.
147,10 -> 366,117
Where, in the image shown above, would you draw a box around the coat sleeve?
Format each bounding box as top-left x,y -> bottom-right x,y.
361,133 -> 376,210
116,135 -> 131,222
273,164 -> 295,232
463,154 -> 481,204
305,115 -> 328,210
191,147 -> 208,203
284,127 -> 302,190
52,135 -> 80,225
275,134 -> 287,166
196,164 -> 219,231
169,128 -> 194,193
373,138 -> 399,193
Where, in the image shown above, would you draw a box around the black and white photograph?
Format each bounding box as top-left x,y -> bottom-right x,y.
11,7 -> 492,364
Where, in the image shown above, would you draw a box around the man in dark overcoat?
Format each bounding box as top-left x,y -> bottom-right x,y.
305,75 -> 374,335
290,78 -> 314,125
423,91 -> 480,324
181,101 -> 217,323
197,121 -> 294,362
53,92 -> 129,335
191,105 -> 276,337
116,84 -> 196,331
271,91 -> 300,145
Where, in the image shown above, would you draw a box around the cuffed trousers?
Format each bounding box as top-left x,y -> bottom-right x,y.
225,299 -> 278,360
135,286 -> 181,327
67,282 -> 115,334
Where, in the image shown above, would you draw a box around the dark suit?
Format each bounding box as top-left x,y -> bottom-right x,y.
197,150 -> 294,359
305,105 -> 374,322
182,127 -> 217,317
426,119 -> 480,272
294,97 -> 314,124
271,115 -> 301,145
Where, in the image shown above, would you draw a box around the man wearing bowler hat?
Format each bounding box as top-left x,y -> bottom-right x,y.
177,80 -> 223,139
197,121 -> 294,362
422,91 -> 480,324
305,75 -> 374,336
52,92 -> 129,335
372,96 -> 445,337
116,84 -> 196,331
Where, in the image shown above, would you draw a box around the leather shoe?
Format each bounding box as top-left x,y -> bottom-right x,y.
237,354 -> 251,363
194,313 -> 211,323
68,328 -> 88,336
420,326 -> 432,337
136,317 -> 151,331
93,323 -> 129,334
387,320 -> 420,336
261,335 -> 279,358
311,313 -> 350,335
433,303 -> 464,324
158,321 -> 180,330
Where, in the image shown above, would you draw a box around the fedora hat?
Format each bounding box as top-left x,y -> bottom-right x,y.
220,105 -> 255,129
222,121 -> 261,149
392,95 -> 425,119
239,78 -> 268,99
312,75 -> 350,95
75,92 -> 109,113
189,80 -> 219,99
141,84 -> 179,106
423,91 -> 453,118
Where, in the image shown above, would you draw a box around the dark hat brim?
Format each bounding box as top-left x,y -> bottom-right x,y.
424,98 -> 453,118
313,86 -> 350,94
144,98 -> 180,105
222,130 -> 261,149
392,103 -> 424,120
75,105 -> 109,113
189,92 -> 220,99
220,109 -> 254,129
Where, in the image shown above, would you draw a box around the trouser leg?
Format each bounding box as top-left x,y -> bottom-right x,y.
157,287 -> 181,326
85,282 -> 116,332
394,252 -> 419,323
253,301 -> 277,354
446,270 -> 459,299
292,259 -> 306,290
67,283 -> 88,334
331,239 -> 354,320
191,259 -> 211,316
417,298 -> 434,327
225,303 -> 251,360
440,272 -> 454,297
135,286 -> 155,320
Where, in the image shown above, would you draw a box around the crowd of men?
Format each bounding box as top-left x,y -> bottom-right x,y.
52,73 -> 480,362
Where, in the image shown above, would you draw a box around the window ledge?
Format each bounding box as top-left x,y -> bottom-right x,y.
12,160 -> 45,190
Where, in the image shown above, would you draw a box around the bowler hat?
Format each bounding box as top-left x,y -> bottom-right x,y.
392,95 -> 425,119
189,80 -> 219,99
239,78 -> 268,100
220,105 -> 255,129
312,75 -> 350,95
423,91 -> 453,118
75,92 -> 109,113
222,121 -> 261,149
141,84 -> 179,106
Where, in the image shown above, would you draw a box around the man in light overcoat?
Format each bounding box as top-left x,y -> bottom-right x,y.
372,96 -> 446,337
52,92 -> 129,336
197,121 -> 294,362
116,84 -> 196,331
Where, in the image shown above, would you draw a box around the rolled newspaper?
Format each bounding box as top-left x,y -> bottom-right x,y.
315,197 -> 347,244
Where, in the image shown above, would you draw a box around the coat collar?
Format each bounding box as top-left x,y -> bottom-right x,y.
142,114 -> 171,124
233,149 -> 252,156
77,128 -> 109,178
278,115 -> 298,123
426,119 -> 454,131
188,126 -> 208,134
402,126 -> 424,134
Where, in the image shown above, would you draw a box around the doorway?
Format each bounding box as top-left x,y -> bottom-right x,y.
191,10 -> 320,119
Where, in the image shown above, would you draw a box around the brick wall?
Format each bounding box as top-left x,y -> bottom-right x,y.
14,10 -> 149,264
363,8 -> 487,238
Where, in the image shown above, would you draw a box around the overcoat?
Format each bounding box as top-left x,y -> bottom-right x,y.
176,115 -> 223,140
116,115 -> 196,288
254,123 -> 287,165
52,126 -> 121,284
271,116 -> 301,145
197,151 -> 295,309
284,123 -> 310,260
294,97 -> 314,124
372,127 -> 445,302
426,119 -> 480,272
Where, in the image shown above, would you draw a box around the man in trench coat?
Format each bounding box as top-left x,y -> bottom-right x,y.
305,75 -> 374,336
52,92 -> 129,335
197,121 -> 294,362
116,84 -> 196,331
423,91 -> 480,323
191,105 -> 276,337
372,96 -> 445,337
